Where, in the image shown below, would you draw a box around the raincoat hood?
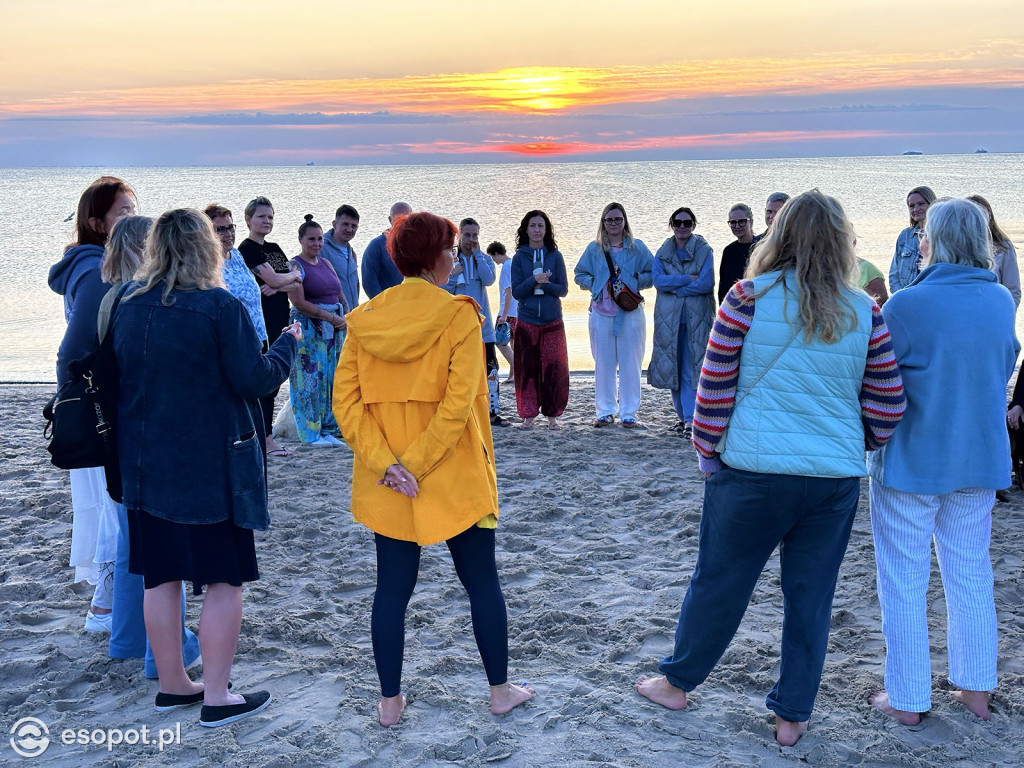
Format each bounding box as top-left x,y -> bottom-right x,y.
48,243 -> 105,297
345,278 -> 482,363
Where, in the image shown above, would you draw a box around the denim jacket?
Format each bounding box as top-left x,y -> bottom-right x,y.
112,285 -> 297,530
889,226 -> 924,293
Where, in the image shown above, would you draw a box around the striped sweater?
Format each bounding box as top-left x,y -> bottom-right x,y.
693,279 -> 906,473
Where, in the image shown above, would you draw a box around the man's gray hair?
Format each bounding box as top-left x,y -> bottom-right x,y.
766,192 -> 790,206
925,197 -> 992,270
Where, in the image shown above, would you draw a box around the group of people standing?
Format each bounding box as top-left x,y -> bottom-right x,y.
49,176 -> 1019,740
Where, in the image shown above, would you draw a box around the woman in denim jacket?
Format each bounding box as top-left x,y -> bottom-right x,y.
888,186 -> 935,292
113,209 -> 299,727
574,202 -> 653,428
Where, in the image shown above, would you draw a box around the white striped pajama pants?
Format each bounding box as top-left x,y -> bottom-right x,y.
868,481 -> 998,712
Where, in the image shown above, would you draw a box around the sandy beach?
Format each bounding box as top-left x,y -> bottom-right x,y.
3,379 -> 1023,767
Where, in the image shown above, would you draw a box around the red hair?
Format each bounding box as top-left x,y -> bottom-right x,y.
387,212 -> 457,277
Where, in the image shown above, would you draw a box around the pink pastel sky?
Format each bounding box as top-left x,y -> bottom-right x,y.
1,0 -> 1021,165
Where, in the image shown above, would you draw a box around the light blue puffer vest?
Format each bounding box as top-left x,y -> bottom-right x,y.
719,271 -> 874,478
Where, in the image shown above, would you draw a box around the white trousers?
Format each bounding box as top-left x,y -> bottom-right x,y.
589,310 -> 645,420
869,481 -> 998,712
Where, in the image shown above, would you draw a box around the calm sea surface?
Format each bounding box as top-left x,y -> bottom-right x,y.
2,155 -> 1022,382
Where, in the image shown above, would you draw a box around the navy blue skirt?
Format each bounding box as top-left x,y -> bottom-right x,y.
127,509 -> 258,595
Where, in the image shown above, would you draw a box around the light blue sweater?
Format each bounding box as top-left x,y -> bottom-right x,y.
444,248 -> 497,342
868,262 -> 1019,493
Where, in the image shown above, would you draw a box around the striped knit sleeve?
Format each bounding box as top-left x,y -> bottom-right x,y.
692,280 -> 756,467
861,304 -> 906,449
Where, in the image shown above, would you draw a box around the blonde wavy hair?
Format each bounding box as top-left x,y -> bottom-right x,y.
102,215 -> 152,284
745,189 -> 859,344
131,208 -> 225,305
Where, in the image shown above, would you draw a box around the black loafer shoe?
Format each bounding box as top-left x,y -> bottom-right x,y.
155,690 -> 204,712
199,691 -> 272,727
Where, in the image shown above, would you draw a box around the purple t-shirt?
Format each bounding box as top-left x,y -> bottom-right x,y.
298,257 -> 342,305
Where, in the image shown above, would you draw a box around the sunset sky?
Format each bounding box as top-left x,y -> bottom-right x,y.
1,0 -> 1022,165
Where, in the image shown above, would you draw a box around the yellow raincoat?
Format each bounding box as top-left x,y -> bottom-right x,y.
333,278 -> 499,545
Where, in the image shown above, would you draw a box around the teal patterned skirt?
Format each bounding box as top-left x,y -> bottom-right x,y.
288,304 -> 345,442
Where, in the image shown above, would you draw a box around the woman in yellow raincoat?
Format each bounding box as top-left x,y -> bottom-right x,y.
333,211 -> 534,727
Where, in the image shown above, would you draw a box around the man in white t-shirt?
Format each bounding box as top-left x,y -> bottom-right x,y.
488,240 -> 517,383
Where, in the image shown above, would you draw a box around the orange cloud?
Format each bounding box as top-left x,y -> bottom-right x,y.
3,47 -> 1022,118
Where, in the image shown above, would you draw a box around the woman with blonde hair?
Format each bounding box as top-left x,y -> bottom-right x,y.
113,208 -> 299,726
334,211 -> 534,727
101,215 -> 203,677
636,190 -> 906,747
574,202 -> 653,428
868,198 -> 1018,725
889,185 -> 936,292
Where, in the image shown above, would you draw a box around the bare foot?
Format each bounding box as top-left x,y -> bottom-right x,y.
635,675 -> 688,710
868,691 -> 922,725
953,689 -> 991,720
490,682 -> 534,714
775,716 -> 808,746
378,693 -> 406,727
517,418 -> 535,430
547,417 -> 561,430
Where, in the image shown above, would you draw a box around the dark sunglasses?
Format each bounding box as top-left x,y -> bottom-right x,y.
603,216 -> 625,225
728,218 -> 750,227
214,224 -> 236,235
671,218 -> 694,228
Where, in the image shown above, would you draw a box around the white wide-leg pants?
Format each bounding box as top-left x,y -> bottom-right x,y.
869,481 -> 998,712
589,309 -> 645,421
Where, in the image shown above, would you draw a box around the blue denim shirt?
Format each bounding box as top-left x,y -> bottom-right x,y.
889,226 -> 924,292
112,285 -> 296,530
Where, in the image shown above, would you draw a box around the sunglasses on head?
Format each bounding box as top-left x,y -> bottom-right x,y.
671,218 -> 694,228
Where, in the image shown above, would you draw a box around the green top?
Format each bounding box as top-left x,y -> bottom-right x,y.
858,259 -> 885,290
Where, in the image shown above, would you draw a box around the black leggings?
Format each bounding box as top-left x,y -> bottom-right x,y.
372,525 -> 508,697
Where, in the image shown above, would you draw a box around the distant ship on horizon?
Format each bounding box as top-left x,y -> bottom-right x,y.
903,151 -> 924,155
975,148 -> 989,153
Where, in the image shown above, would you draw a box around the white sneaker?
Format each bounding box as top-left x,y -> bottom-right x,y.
84,610 -> 112,633
319,434 -> 344,446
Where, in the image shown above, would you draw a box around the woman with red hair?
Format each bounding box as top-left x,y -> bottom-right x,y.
334,211 -> 533,727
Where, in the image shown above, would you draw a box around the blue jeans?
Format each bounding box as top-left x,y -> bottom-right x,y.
670,320 -> 696,423
108,504 -> 200,677
659,466 -> 859,721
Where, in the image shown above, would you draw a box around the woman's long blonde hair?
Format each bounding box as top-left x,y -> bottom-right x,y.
102,215 -> 152,284
131,208 -> 225,305
745,189 -> 859,344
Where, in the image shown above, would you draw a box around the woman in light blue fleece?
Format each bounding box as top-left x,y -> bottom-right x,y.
868,197 -> 1019,726
888,186 -> 935,292
647,206 -> 715,437
574,202 -> 653,428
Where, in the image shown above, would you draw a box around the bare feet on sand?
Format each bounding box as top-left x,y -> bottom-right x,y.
490,682 -> 534,714
953,690 -> 991,720
635,675 -> 688,710
378,693 -> 406,727
547,417 -> 561,430
775,716 -> 808,746
868,691 -> 922,725
517,417 -> 535,430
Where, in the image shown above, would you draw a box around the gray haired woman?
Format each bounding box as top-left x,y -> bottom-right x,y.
868,197 -> 1019,725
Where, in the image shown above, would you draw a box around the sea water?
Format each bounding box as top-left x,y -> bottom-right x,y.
2,154 -> 1022,382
